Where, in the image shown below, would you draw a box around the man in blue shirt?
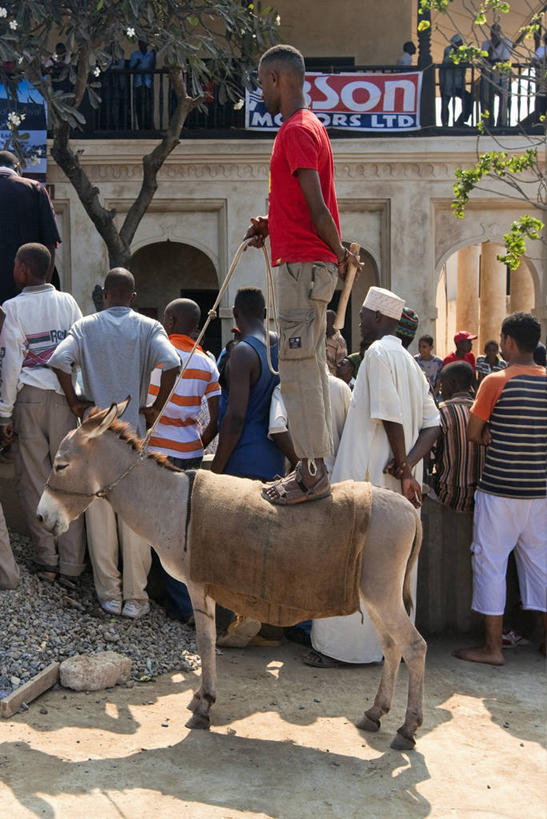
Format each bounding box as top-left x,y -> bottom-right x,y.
130,41 -> 156,129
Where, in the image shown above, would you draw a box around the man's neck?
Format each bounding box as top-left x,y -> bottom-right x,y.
506,353 -> 535,367
239,320 -> 266,340
280,92 -> 308,121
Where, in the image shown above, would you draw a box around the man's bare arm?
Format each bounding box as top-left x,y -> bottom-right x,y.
140,365 -> 181,427
52,367 -> 92,418
201,394 -> 220,449
296,168 -> 361,276
382,420 -> 422,508
468,413 -> 491,445
211,344 -> 257,474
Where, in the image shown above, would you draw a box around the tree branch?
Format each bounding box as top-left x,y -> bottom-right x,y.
51,121 -> 127,265
119,68 -> 202,248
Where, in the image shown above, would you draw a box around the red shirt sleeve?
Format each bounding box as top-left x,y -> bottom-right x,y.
281,122 -> 320,175
470,370 -> 507,422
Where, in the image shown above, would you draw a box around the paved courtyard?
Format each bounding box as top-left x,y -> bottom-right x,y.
0,636 -> 545,818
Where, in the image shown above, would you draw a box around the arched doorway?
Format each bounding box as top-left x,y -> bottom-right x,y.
435,242 -> 537,359
130,241 -> 222,356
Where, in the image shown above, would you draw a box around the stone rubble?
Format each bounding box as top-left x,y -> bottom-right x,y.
60,651 -> 132,691
0,532 -> 201,699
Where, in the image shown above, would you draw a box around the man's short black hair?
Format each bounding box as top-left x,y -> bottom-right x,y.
0,150 -> 18,169
483,339 -> 499,351
403,41 -> 416,53
103,267 -> 135,294
259,44 -> 305,77
440,360 -> 474,390
419,334 -> 434,347
501,312 -> 540,353
16,242 -> 51,280
234,286 -> 265,319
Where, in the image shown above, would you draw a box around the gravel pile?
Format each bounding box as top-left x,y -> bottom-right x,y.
0,532 -> 201,699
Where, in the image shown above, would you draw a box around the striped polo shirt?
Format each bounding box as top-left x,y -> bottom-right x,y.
148,334 -> 221,460
471,364 -> 547,499
434,395 -> 486,512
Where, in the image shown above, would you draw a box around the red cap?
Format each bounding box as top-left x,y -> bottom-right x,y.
454,330 -> 477,343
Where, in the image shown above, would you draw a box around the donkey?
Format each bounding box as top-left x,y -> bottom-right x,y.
37,399 -> 427,750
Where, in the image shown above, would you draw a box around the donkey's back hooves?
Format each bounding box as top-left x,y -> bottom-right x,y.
357,715 -> 381,733
390,732 -> 416,751
185,713 -> 211,730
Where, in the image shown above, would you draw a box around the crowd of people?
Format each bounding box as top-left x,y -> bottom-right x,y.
0,45 -> 545,673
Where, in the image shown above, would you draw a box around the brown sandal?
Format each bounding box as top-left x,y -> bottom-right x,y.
262,463 -> 331,506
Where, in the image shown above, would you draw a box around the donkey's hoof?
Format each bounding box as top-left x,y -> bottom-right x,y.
357,715 -> 381,733
185,712 -> 211,730
390,730 -> 416,751
187,693 -> 201,713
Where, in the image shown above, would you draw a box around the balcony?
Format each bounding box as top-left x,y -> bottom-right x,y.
68,63 -> 545,140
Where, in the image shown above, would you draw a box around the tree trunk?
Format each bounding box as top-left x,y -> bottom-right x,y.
50,67 -> 200,275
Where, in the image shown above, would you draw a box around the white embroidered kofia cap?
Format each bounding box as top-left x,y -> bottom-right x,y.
363,286 -> 405,320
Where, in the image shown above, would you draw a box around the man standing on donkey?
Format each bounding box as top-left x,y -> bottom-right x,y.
245,44 -> 361,505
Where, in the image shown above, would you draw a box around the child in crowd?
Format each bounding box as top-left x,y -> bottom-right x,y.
415,334 -> 443,392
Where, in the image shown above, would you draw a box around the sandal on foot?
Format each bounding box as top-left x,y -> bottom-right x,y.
262,463 -> 331,506
302,648 -> 346,668
57,574 -> 80,592
32,566 -> 56,583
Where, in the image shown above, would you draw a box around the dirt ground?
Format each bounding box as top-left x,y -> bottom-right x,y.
0,636 -> 545,818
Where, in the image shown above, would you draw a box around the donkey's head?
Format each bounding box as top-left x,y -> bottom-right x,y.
37,398 -> 131,537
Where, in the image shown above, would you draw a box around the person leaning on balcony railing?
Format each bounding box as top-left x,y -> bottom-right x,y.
439,34 -> 473,127
532,32 -> 547,119
480,23 -> 513,128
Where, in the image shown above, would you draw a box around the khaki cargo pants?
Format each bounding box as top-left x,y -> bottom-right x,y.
276,261 -> 338,460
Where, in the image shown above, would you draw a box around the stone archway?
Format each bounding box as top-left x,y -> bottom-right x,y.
130,241 -> 222,355
435,242 -> 538,359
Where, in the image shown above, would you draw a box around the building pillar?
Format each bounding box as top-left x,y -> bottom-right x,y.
456,245 -> 480,337
510,259 -> 535,314
480,242 -> 507,349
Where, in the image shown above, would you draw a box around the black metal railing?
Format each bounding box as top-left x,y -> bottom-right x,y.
62,63 -> 544,139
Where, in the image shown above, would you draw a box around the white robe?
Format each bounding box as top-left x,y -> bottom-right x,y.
312,335 -> 440,663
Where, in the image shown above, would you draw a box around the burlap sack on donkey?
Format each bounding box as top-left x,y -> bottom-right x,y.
188,470 -> 372,626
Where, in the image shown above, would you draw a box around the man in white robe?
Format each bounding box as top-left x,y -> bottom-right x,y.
306,287 -> 440,666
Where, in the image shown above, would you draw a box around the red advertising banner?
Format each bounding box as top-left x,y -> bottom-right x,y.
246,71 -> 423,132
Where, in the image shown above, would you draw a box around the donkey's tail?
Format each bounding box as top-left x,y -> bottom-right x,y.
403,508 -> 422,616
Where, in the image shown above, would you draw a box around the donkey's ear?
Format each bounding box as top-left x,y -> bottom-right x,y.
81,403 -> 120,439
117,396 -> 131,419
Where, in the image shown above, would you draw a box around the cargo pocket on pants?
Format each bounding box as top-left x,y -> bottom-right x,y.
309,262 -> 338,303
278,309 -> 315,361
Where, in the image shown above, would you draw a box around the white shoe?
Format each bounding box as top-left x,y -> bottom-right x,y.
122,599 -> 150,619
101,599 -> 122,615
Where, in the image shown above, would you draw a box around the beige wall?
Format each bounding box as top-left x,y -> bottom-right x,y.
275,0 -> 413,65
48,135 -> 546,351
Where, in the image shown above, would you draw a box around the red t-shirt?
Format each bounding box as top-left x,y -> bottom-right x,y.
442,351 -> 476,371
268,109 -> 340,266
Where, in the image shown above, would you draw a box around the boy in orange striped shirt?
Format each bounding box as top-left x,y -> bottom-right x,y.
148,299 -> 220,469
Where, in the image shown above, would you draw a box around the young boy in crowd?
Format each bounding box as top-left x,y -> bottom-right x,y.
0,243 -> 85,587
415,334 -> 443,392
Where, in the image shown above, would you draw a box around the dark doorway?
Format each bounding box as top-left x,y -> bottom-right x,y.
183,289 -> 222,358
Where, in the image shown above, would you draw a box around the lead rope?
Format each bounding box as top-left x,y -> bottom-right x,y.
142,239 -> 279,452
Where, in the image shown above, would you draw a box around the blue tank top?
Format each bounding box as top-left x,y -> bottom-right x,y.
218,335 -> 285,480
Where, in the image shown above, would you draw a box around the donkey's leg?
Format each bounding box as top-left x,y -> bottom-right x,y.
360,596 -> 426,750
356,596 -> 403,734
184,581 -> 217,730
393,620 -> 427,751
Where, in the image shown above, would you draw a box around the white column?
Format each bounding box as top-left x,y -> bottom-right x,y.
456,245 -> 480,337
510,259 -> 535,314
480,243 -> 507,349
